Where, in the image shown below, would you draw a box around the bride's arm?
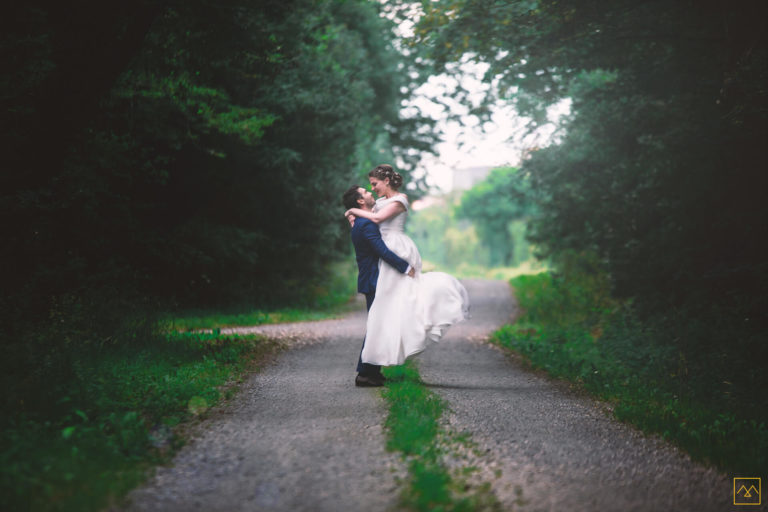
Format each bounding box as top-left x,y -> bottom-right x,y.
344,201 -> 405,224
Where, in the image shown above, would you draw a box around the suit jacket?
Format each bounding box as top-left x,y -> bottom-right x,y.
350,218 -> 409,294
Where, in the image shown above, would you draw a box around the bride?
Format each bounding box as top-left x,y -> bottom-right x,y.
344,164 -> 470,366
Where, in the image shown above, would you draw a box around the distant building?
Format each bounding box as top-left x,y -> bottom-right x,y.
451,166 -> 493,191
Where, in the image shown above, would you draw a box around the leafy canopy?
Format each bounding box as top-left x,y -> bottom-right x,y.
415,0 -> 768,312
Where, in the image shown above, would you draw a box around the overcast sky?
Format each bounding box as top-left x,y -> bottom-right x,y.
390,10 -> 568,193
406,62 -> 521,192
403,60 -> 567,193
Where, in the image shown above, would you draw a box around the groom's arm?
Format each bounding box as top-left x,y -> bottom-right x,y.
361,221 -> 410,274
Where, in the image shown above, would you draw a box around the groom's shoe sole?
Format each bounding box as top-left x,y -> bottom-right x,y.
355,375 -> 384,387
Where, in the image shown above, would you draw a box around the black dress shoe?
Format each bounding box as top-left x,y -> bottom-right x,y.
355,374 -> 384,387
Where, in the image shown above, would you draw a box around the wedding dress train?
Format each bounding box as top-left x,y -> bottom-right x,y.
361,194 -> 470,366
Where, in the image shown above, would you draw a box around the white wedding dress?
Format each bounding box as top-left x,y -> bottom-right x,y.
361,194 -> 470,366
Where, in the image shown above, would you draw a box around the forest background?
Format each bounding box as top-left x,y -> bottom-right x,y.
2,0 -> 766,510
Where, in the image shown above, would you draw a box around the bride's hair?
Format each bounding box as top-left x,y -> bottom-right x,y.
368,164 -> 403,190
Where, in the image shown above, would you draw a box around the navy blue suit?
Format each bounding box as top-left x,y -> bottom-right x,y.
350,217 -> 409,375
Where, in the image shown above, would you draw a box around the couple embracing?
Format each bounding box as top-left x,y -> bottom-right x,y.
342,164 -> 470,387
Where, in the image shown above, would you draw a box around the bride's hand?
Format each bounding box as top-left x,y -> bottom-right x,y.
344,209 -> 352,217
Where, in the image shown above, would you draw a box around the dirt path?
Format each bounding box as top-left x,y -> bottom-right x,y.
122,279 -> 734,511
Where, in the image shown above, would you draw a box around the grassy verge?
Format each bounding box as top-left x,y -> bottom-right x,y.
165,305 -> 357,331
1,258 -> 359,510
1,331 -> 276,512
492,270 -> 768,475
165,260 -> 359,330
381,362 -> 501,511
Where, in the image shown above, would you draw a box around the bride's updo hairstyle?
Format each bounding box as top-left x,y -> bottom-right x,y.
368,164 -> 403,190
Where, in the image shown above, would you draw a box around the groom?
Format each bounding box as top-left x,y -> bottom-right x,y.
342,185 -> 414,387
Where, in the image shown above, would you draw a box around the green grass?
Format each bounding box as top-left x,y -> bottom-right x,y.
0,331 -> 274,512
381,363 -> 501,512
164,305 -> 356,331
164,259 -> 359,330
492,269 -> 768,476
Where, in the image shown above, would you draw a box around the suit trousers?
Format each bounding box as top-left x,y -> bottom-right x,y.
357,292 -> 380,375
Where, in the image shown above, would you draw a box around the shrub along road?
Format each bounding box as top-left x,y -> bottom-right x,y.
122,280 -> 730,511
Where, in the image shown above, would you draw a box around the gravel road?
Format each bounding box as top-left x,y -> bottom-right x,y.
122,304 -> 405,512
121,279 -> 741,511
419,280 -> 736,511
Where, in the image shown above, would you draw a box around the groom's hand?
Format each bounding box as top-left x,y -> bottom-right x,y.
407,268 -> 415,277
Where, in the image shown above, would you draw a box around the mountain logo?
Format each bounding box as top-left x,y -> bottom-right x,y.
734,477 -> 761,505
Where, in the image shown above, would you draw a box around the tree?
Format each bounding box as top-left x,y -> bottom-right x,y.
406,194 -> 489,269
1,0 -> 438,324
458,167 -> 534,266
414,0 -> 768,313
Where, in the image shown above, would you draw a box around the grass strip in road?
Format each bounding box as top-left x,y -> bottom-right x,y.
381,362 -> 501,512
1,331 -> 276,512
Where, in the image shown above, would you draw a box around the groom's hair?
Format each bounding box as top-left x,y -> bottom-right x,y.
342,185 -> 363,210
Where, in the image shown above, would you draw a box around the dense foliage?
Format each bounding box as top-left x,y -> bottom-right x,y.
414,0 -> 767,316
2,1 -> 435,348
